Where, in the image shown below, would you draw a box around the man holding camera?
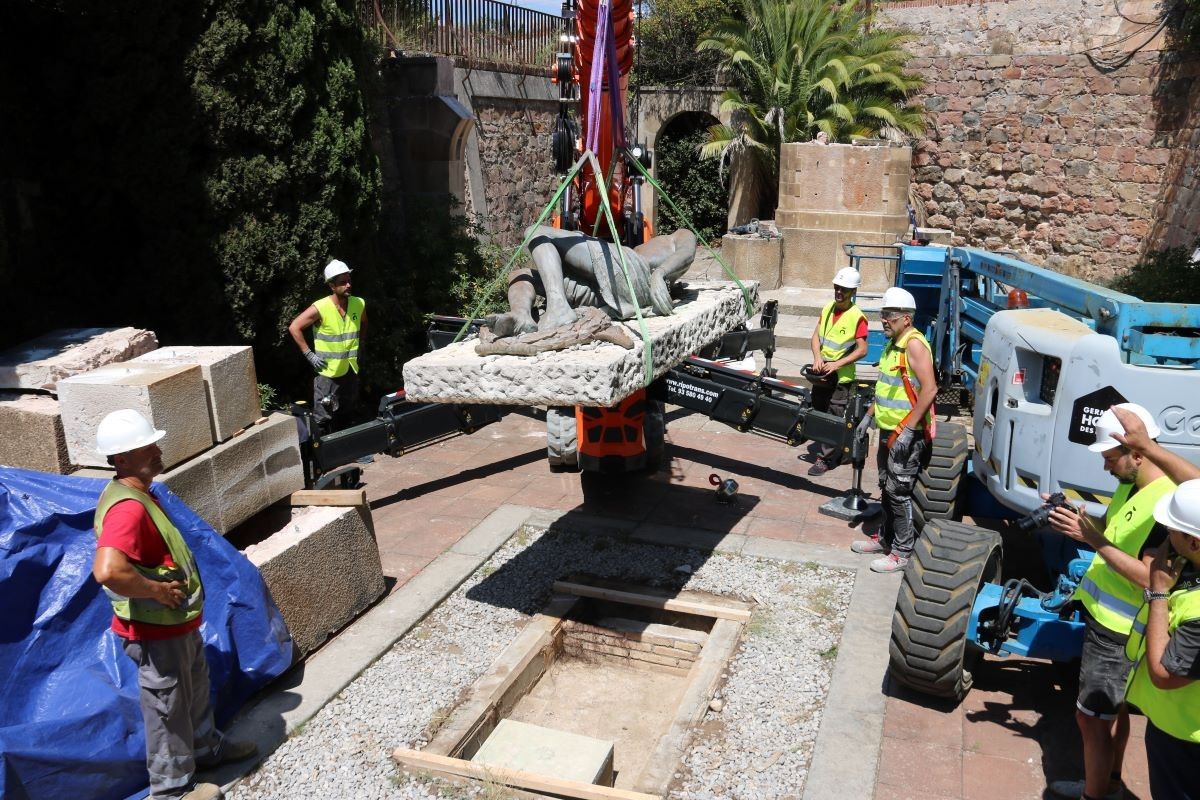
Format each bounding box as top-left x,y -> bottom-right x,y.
1047,403 -> 1176,800
848,287 -> 938,573
806,267 -> 868,477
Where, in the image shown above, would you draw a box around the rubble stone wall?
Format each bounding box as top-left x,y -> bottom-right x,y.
876,0 -> 1199,282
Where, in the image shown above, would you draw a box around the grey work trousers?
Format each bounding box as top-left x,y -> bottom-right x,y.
123,630 -> 220,799
810,381 -> 853,466
876,432 -> 930,558
313,371 -> 360,433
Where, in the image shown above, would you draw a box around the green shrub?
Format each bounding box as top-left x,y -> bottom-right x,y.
655,120 -> 729,242
1110,238 -> 1200,304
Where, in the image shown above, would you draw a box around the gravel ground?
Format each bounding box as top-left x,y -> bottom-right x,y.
227,525 -> 853,800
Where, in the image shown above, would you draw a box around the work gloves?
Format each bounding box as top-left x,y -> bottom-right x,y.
305,350 -> 327,373
855,413 -> 873,441
891,425 -> 915,460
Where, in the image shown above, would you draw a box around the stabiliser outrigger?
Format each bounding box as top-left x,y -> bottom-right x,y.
291,303 -> 877,522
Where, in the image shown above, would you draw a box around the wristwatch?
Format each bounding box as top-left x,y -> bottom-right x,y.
1145,589 -> 1170,602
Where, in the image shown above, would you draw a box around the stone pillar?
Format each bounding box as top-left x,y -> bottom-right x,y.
776,142 -> 911,291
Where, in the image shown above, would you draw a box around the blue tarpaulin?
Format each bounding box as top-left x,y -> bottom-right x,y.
0,467 -> 294,800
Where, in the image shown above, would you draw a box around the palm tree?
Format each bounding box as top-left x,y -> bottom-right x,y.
698,0 -> 926,222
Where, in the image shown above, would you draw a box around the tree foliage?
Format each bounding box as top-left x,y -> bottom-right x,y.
697,0 -> 926,216
655,114 -> 729,242
632,0 -> 739,87
1110,238 -> 1200,304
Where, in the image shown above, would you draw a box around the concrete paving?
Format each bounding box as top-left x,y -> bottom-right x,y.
225,409 -> 1151,799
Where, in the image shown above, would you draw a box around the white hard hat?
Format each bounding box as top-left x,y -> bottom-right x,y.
881,287 -> 917,310
1087,402 -> 1162,452
96,409 -> 166,456
1154,479 -> 1200,538
323,259 -> 351,282
833,268 -> 862,289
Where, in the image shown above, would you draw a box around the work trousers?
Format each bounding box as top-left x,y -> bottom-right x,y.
123,630 -> 220,799
313,371 -> 360,434
876,433 -> 930,558
810,381 -> 853,466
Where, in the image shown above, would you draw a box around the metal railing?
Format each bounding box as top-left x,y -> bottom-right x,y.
360,0 -> 565,68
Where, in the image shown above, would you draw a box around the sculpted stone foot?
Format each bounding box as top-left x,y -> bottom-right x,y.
486,311 -> 537,337
538,299 -> 578,331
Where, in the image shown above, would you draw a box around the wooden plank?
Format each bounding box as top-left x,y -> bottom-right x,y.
288,488 -> 367,507
552,581 -> 753,622
392,748 -> 662,800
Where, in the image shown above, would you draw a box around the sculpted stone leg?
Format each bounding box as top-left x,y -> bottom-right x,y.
529,239 -> 579,331
486,269 -> 539,337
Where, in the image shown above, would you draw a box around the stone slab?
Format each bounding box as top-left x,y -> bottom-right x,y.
244,504 -> 386,658
402,281 -> 759,406
0,328 -> 158,392
57,363 -> 213,469
0,392 -> 72,473
472,718 -> 615,787
133,346 -> 261,442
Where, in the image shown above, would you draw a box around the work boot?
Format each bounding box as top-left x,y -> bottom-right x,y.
196,738 -> 258,769
870,552 -> 910,573
807,460 -> 831,477
153,783 -> 223,800
1048,779 -> 1124,800
850,536 -> 886,554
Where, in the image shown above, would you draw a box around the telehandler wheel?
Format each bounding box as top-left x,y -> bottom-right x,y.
546,406 -> 579,471
889,520 -> 1002,700
643,400 -> 665,472
913,421 -> 968,531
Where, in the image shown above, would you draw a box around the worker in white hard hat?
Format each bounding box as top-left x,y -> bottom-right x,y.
1045,403 -> 1177,800
1124,479 -> 1200,800
805,266 -> 868,477
91,410 -> 256,800
288,259 -> 368,434
849,286 -> 938,573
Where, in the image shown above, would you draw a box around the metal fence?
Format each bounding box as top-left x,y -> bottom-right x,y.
360,0 -> 565,68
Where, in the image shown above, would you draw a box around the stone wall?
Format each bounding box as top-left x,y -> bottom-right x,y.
468,95 -> 560,247
877,0 -> 1198,281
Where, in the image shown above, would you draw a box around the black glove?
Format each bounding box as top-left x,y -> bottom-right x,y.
305,350 -> 327,373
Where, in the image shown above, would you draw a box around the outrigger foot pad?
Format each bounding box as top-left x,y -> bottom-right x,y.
819,491 -> 882,523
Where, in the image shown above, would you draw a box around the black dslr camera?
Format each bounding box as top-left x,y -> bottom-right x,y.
1017,491 -> 1071,532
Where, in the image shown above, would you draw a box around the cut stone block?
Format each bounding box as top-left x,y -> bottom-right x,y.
258,413 -> 305,504
402,281 -> 759,406
58,363 -> 213,469
472,719 -> 615,787
244,504 -> 385,658
0,328 -> 158,392
133,346 -> 261,442
0,392 -> 71,473
722,233 -> 782,291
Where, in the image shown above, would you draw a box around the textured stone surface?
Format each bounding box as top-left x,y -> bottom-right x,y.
133,346 -> 261,442
0,328 -> 158,392
0,392 -> 71,473
722,234 -> 782,291
402,281 -> 759,406
259,413 -> 305,506
244,505 -> 386,658
58,363 -> 212,469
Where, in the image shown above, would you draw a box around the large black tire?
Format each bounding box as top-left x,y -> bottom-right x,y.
643,400 -> 665,472
546,406 -> 579,471
889,520 -> 1002,700
912,421 -> 968,531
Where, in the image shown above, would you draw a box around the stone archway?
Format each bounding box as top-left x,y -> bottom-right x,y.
634,87 -> 726,230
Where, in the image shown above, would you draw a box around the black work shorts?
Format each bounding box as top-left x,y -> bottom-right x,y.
1076,622 -> 1133,720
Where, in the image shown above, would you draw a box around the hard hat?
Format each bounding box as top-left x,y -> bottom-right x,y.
323,259 -> 351,282
96,409 -> 166,456
1087,402 -> 1162,452
1154,479 -> 1200,538
881,287 -> 917,311
833,268 -> 861,289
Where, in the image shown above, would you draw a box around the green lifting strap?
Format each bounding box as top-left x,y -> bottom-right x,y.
624,150 -> 755,318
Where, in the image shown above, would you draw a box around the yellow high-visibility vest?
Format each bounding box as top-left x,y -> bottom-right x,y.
817,302 -> 866,384
313,295 -> 364,378
93,482 -> 203,627
1074,475 -> 1175,636
1125,576 -> 1200,743
874,328 -> 931,431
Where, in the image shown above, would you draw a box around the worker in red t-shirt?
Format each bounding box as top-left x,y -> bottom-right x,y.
92,410 -> 257,800
806,267 -> 869,476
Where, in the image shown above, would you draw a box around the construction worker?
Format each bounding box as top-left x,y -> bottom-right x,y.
91,410 -> 256,800
849,287 -> 937,573
805,266 -> 868,476
1046,403 -> 1176,800
288,259 -> 367,433
1125,479 -> 1200,800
